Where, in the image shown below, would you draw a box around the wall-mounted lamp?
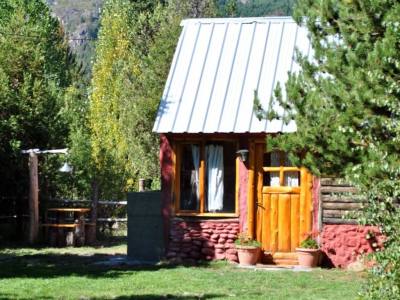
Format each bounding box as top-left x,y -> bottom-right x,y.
59,162 -> 73,173
236,149 -> 249,162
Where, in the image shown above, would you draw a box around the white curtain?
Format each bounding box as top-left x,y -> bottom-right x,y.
191,145 -> 200,202
206,145 -> 224,211
270,151 -> 280,186
284,155 -> 299,187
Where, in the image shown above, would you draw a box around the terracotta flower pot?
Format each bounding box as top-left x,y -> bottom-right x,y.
236,245 -> 260,265
296,248 -> 320,267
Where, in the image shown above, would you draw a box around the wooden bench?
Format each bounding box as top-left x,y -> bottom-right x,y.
42,208 -> 92,247
41,223 -> 77,228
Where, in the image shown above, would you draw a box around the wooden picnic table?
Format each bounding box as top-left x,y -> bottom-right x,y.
42,207 -> 93,247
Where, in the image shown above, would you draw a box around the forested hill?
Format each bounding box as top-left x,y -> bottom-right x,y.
47,0 -> 294,76
47,0 -> 102,76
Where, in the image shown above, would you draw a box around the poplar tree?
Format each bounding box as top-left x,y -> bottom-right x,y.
89,0 -> 217,196
266,1 -> 400,298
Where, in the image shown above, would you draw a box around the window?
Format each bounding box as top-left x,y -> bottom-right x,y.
176,141 -> 237,216
263,151 -> 300,187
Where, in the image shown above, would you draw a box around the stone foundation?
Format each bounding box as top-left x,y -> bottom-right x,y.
321,224 -> 383,267
166,218 -> 239,263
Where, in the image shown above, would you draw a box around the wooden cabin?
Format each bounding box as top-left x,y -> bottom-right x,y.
152,17 -> 380,267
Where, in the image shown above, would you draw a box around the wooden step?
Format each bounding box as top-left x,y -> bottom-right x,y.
262,251 -> 299,265
273,258 -> 299,266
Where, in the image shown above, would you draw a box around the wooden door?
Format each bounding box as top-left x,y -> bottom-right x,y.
255,148 -> 313,253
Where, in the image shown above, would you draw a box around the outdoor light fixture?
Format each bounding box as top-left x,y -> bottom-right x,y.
236,149 -> 249,162
59,162 -> 73,173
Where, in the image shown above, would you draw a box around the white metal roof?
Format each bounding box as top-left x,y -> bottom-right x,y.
153,17 -> 311,134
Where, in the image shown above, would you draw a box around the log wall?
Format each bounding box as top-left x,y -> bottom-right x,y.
320,178 -> 364,225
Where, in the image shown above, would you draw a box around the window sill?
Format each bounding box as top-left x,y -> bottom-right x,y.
174,212 -> 238,218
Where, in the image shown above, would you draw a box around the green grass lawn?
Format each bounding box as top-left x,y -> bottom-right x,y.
0,240 -> 364,300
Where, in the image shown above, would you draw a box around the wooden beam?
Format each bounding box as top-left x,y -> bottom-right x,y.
28,152 -> 39,245
199,143 -> 205,213
323,217 -> 357,225
320,186 -> 359,193
247,142 -> 255,238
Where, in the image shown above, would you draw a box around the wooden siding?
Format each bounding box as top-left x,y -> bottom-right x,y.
320,178 -> 364,224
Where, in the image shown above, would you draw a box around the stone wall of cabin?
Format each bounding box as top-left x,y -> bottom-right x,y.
320,224 -> 382,268
166,218 -> 240,263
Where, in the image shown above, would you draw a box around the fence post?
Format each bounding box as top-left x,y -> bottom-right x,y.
87,179 -> 99,244
28,152 -> 39,244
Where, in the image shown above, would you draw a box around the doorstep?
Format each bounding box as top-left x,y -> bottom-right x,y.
236,263 -> 312,272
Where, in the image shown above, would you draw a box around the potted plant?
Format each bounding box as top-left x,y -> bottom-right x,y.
234,233 -> 261,265
296,233 -> 320,268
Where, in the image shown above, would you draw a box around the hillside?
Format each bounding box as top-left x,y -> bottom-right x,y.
47,0 -> 103,76
47,0 -> 294,76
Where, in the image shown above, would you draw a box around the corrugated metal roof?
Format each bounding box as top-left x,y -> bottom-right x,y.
153,17 -> 311,134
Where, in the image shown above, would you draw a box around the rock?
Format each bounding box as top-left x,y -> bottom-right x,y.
215,248 -> 224,254
226,248 -> 237,255
166,251 -> 177,258
182,247 -> 191,253
225,242 -> 235,248
183,258 -> 197,264
169,257 -> 183,264
347,238 -> 359,248
226,254 -> 238,262
189,251 -> 200,259
215,252 -> 226,260
201,247 -> 214,256
347,259 -> 366,272
203,241 -> 215,248
193,240 -> 203,246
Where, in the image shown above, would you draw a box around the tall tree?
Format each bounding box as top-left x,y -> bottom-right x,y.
0,0 -> 79,239
89,0 -> 217,197
265,1 -> 400,298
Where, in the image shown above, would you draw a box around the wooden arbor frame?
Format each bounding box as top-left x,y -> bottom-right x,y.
21,148 -> 69,244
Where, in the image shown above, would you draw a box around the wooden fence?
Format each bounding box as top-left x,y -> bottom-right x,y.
0,198 -> 127,239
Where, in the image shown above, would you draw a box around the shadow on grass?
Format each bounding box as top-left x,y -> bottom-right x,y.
0,250 -> 214,280
0,293 -> 224,300
0,235 -> 127,250
93,294 -> 224,300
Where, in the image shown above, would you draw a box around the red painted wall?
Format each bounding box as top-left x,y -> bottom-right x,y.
160,134 -> 173,247
238,159 -> 248,232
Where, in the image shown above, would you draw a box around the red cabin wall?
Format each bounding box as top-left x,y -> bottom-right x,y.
159,133 -> 256,262
160,133 -> 382,268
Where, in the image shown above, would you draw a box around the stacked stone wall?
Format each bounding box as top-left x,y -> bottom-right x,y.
166,218 -> 239,263
321,224 -> 383,267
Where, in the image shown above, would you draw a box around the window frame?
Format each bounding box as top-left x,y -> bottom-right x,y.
173,138 -> 239,217
263,151 -> 301,193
